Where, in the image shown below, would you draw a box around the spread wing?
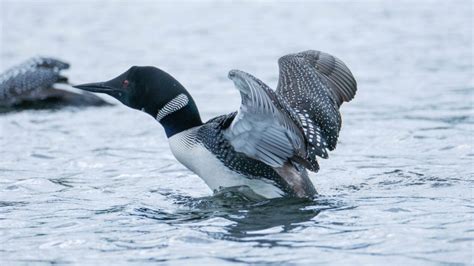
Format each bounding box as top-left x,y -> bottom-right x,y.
282,50 -> 357,107
277,50 -> 357,156
223,69 -> 306,168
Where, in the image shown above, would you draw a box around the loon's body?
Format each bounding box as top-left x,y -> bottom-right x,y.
75,50 -> 357,199
169,127 -> 286,198
0,57 -> 108,112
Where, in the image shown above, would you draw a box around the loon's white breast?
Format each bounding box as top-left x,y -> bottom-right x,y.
168,128 -> 284,199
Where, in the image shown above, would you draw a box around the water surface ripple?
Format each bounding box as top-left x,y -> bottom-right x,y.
0,0 -> 473,264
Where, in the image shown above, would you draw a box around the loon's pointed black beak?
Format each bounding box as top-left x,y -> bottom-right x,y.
76,68 -> 128,92
73,68 -> 134,105
74,82 -> 120,94
74,82 -> 110,92
74,75 -> 127,100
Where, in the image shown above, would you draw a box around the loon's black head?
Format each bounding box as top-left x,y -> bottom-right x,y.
74,66 -> 202,137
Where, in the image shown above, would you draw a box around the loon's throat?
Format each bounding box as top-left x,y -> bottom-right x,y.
157,94 -> 202,138
156,93 -> 189,122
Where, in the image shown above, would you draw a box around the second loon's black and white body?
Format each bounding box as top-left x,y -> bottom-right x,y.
75,50 -> 357,199
0,57 -> 108,111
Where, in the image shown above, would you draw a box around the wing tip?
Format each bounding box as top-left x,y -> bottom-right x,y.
299,50 -> 357,106
228,69 -> 251,81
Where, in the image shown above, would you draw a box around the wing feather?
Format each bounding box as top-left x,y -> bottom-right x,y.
298,50 -> 357,105
224,69 -> 305,168
276,50 -> 357,171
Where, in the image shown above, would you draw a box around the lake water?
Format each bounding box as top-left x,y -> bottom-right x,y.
0,0 -> 473,265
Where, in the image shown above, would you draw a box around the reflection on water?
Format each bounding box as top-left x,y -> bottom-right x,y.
133,193 -> 334,243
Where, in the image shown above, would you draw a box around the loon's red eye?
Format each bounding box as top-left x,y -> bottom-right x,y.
122,79 -> 129,88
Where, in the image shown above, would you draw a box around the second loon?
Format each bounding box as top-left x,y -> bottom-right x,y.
74,50 -> 357,199
0,57 -> 109,112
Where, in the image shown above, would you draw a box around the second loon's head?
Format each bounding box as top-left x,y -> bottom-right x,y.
74,66 -> 202,137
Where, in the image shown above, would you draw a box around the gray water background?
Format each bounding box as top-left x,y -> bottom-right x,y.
0,0 -> 473,264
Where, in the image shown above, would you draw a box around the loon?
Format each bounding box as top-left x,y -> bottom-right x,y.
75,50 -> 357,199
0,57 -> 109,111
